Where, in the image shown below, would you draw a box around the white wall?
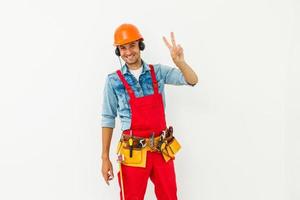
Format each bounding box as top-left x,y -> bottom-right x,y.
0,0 -> 299,199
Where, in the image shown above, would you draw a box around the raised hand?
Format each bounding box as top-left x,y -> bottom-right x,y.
163,32 -> 185,66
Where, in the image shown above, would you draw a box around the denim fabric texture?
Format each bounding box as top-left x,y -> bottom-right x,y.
101,60 -> 191,131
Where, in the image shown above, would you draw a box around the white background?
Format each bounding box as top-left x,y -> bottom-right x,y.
0,0 -> 299,199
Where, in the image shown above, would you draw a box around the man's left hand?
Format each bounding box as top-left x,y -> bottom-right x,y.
163,32 -> 185,67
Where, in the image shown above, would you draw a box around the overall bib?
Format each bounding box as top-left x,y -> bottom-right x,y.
116,65 -> 178,200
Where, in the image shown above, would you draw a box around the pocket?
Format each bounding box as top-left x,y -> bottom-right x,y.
121,147 -> 142,164
119,144 -> 147,168
160,137 -> 181,162
167,138 -> 181,156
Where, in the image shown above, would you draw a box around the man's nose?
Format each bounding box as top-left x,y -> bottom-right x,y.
124,48 -> 133,55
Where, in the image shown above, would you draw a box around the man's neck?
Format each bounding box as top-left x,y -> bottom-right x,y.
126,59 -> 142,70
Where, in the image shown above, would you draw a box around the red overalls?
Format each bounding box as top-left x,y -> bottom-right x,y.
116,65 -> 178,200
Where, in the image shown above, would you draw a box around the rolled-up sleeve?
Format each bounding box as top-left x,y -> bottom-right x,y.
159,64 -> 189,86
101,75 -> 118,128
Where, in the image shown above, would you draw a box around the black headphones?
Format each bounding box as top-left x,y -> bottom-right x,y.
115,41 -> 145,56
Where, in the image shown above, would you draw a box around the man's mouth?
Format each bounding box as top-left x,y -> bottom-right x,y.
126,55 -> 135,59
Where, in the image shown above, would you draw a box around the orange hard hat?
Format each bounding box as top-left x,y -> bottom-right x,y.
114,23 -> 143,46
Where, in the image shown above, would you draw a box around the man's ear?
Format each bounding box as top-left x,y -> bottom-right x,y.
115,47 -> 120,56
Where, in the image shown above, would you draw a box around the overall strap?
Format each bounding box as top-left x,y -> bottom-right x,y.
149,65 -> 159,94
116,70 -> 136,99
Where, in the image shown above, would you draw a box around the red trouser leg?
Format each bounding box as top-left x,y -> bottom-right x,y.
150,153 -> 178,200
118,152 -> 178,200
118,161 -> 150,200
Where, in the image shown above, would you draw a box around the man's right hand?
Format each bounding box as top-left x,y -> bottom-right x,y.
101,158 -> 114,185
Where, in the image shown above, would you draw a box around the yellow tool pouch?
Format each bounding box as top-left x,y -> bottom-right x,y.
161,137 -> 181,162
116,141 -> 148,168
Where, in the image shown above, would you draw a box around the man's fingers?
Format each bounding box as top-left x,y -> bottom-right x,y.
163,36 -> 172,49
102,170 -> 111,185
105,169 -> 114,184
108,169 -> 114,180
106,173 -> 114,185
103,173 -> 109,185
177,44 -> 183,53
171,32 -> 176,47
110,169 -> 114,179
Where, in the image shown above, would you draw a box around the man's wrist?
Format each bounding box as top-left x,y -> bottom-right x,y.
101,154 -> 110,160
174,60 -> 187,69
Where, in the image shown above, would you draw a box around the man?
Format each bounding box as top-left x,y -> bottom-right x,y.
101,23 -> 198,200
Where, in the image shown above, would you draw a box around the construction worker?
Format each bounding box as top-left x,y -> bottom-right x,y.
101,23 -> 198,200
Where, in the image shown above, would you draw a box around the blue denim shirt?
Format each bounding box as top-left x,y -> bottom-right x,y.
101,60 -> 192,131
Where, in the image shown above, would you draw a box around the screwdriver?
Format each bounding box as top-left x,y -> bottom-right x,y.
129,130 -> 133,158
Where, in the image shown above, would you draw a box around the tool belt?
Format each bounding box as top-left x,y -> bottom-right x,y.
116,126 -> 181,168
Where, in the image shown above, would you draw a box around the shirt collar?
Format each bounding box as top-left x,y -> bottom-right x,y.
121,60 -> 150,75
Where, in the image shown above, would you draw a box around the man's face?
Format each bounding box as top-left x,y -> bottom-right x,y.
118,41 -> 141,65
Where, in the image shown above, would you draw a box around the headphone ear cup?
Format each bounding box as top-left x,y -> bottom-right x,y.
115,48 -> 120,56
139,41 -> 145,51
